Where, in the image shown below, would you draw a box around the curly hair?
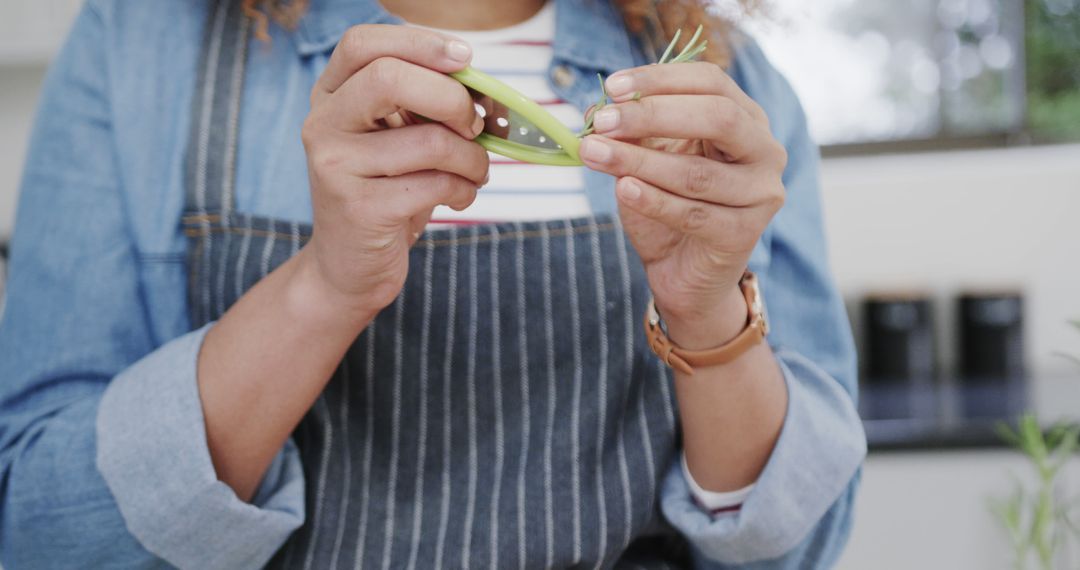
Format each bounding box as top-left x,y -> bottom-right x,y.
240,0 -> 763,67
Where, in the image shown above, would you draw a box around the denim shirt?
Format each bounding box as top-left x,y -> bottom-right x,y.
0,0 -> 866,568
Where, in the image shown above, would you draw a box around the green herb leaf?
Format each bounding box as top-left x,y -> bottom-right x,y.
657,27 -> 683,65
577,25 -> 708,137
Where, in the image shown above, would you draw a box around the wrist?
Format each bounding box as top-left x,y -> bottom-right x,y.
659,284 -> 748,351
287,247 -> 378,333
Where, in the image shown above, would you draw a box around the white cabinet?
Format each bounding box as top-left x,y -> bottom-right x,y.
0,0 -> 84,65
838,451 -> 1080,570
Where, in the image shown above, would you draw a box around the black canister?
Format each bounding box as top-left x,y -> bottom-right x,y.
861,294 -> 937,420
956,291 -> 1025,418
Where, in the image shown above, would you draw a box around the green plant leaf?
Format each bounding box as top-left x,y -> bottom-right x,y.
1019,414 -> 1049,462
1052,350 -> 1080,368
673,25 -> 704,62
997,421 -> 1023,448
657,27 -> 683,64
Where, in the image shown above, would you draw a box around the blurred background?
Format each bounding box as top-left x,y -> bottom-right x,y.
1,0 -> 1078,568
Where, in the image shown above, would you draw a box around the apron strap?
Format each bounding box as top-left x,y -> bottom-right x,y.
183,0 -> 252,215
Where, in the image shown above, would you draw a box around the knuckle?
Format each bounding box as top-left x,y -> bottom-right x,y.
471,147 -> 491,180
309,145 -> 345,173
420,128 -> 454,160
751,101 -> 770,125
644,190 -> 666,218
301,116 -> 320,149
710,98 -> 739,133
681,205 -> 711,234
769,185 -> 787,210
773,142 -> 789,171
612,145 -> 640,177
684,162 -> 714,195
340,26 -> 367,59
638,97 -> 659,123
427,172 -> 454,194
451,186 -> 479,211
366,57 -> 400,88
737,214 -> 765,242
451,84 -> 477,120
703,62 -> 729,88
406,30 -> 427,54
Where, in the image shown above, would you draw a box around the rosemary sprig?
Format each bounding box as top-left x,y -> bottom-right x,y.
578,24 -> 708,138
579,73 -> 610,137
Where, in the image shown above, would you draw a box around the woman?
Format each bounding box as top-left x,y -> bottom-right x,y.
0,0 -> 865,567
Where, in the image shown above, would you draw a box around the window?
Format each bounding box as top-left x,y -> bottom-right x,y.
742,0 -> 1080,148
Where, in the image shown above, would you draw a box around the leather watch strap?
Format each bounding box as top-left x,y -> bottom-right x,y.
644,271 -> 768,375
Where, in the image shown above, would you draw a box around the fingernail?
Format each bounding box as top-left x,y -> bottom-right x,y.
593,108 -> 619,132
605,74 -> 633,98
618,180 -> 642,201
446,40 -> 472,63
579,137 -> 613,164
482,171 -> 490,185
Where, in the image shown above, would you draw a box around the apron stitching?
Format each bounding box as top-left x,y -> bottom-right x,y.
589,216 -> 610,569
380,292 -> 407,570
187,238 -> 205,325
183,222 -> 619,247
564,218 -> 584,563
460,226 -> 480,570
353,324 -> 377,569
290,220 -> 301,256
487,226 -> 505,570
612,220 -> 635,549
327,357 -> 352,570
404,237 -> 435,570
234,216 -> 254,300
258,225 -> 276,279
539,223 -> 556,568
433,225 -> 459,570
215,214 -> 234,317
512,220 -> 530,570
616,219 -> 657,517
302,394 -> 334,570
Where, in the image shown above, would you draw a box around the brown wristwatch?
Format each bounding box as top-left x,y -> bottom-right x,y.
644,270 -> 769,375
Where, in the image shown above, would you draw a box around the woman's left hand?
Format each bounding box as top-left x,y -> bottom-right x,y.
579,61 -> 787,348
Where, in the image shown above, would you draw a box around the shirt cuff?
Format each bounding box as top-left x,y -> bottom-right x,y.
681,453 -> 754,516
96,324 -> 305,569
660,348 -> 866,565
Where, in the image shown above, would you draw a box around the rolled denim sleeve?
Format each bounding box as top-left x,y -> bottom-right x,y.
0,2 -> 302,567
661,353 -> 864,567
659,36 -> 866,568
96,325 -> 305,569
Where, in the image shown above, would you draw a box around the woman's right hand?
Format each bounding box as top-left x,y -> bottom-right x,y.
299,25 -> 489,319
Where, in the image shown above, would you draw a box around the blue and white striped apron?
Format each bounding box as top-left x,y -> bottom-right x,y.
182,2 -> 688,567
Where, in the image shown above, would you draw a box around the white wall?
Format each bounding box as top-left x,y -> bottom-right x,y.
0,65 -> 45,240
838,450 -> 1080,570
820,145 -> 1080,383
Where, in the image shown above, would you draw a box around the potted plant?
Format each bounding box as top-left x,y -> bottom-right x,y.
991,322 -> 1080,569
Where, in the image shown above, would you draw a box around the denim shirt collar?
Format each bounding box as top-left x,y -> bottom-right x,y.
293,0 -> 641,74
